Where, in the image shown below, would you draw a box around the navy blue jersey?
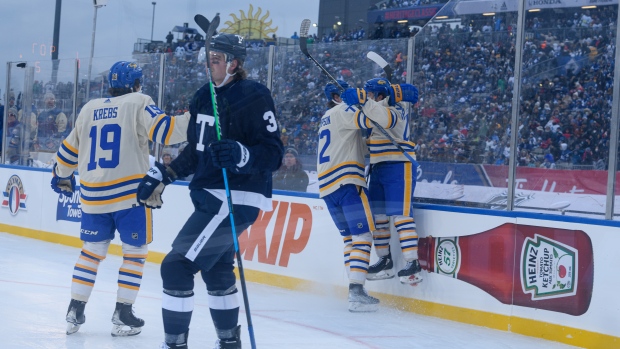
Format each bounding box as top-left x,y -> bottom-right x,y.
169,79 -> 283,203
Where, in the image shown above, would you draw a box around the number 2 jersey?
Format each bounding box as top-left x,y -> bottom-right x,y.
54,92 -> 189,214
317,101 -> 397,198
167,79 -> 284,211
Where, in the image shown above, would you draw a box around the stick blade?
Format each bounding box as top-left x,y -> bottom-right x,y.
367,51 -> 389,68
194,14 -> 210,33
367,51 -> 394,82
299,19 -> 311,56
209,14 -> 221,36
194,13 -> 220,37
299,19 -> 311,38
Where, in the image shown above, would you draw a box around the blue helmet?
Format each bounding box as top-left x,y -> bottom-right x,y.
364,78 -> 390,98
324,79 -> 350,100
108,61 -> 143,89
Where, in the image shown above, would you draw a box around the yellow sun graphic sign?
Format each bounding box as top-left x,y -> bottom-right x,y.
221,4 -> 278,39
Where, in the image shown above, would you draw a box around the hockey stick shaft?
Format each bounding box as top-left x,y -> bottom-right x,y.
196,13 -> 257,349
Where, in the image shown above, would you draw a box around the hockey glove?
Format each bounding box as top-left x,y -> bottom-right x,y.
51,163 -> 76,198
389,84 -> 419,106
209,139 -> 252,174
341,88 -> 367,106
137,162 -> 176,209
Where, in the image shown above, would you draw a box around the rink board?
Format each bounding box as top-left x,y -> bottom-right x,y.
0,165 -> 618,348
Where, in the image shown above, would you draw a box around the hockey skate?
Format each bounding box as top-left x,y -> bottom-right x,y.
348,283 -> 379,312
398,260 -> 423,285
111,302 -> 144,337
160,342 -> 188,349
159,342 -> 187,349
213,325 -> 241,349
366,253 -> 395,281
65,299 -> 86,335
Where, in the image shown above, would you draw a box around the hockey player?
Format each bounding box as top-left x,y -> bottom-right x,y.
136,33 -> 283,349
319,80 -> 396,312
352,78 -> 423,285
51,61 -> 189,336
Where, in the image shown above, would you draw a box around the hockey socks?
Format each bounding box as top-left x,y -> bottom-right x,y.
342,235 -> 352,277
372,214 -> 391,258
117,243 -> 148,304
349,232 -> 372,284
394,216 -> 418,261
71,242 -> 108,302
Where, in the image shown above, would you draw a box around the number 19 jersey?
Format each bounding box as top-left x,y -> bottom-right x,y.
54,92 -> 189,214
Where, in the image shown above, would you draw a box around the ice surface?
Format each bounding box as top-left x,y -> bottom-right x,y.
0,233 -> 578,349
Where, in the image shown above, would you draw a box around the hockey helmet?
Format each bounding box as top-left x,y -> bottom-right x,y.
364,78 -> 390,98
324,79 -> 350,100
108,61 -> 143,89
210,33 -> 247,62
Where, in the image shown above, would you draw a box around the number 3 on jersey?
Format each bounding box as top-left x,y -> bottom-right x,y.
195,111 -> 278,152
88,124 -> 121,171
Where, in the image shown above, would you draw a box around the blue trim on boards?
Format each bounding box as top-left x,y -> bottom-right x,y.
0,164 -> 52,173
414,203 -> 620,228
273,189 -> 320,199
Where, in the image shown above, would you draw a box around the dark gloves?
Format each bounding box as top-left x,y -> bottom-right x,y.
209,139 -> 253,174
51,163 -> 75,198
137,161 -> 176,209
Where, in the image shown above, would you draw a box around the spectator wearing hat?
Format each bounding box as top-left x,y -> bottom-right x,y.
4,107 -> 24,164
540,152 -> 556,169
272,147 -> 309,192
36,92 -> 67,152
161,153 -> 173,167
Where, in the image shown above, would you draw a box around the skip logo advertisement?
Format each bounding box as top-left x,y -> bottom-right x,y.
56,189 -> 81,222
239,201 -> 312,267
2,175 -> 27,215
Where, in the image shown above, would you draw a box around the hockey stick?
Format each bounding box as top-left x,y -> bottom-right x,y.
195,13 -> 257,349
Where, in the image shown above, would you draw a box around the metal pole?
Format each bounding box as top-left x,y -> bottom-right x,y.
407,35 -> 416,139
52,0 -> 62,84
266,45 -> 275,91
1,62 -> 10,164
86,5 -> 100,103
604,8 -> 620,219
151,2 -> 156,42
71,59 -> 79,130
153,53 -> 166,164
506,0 -> 527,211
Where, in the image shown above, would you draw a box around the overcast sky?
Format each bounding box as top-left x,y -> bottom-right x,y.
0,0 -> 320,100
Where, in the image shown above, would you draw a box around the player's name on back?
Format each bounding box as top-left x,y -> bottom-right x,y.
93,107 -> 118,121
320,115 -> 331,127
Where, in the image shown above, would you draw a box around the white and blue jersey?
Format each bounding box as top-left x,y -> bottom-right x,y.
54,92 -> 190,214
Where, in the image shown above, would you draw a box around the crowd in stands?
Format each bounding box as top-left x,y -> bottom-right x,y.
3,4 -> 618,180
370,0 -> 448,10
410,7 -> 616,171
